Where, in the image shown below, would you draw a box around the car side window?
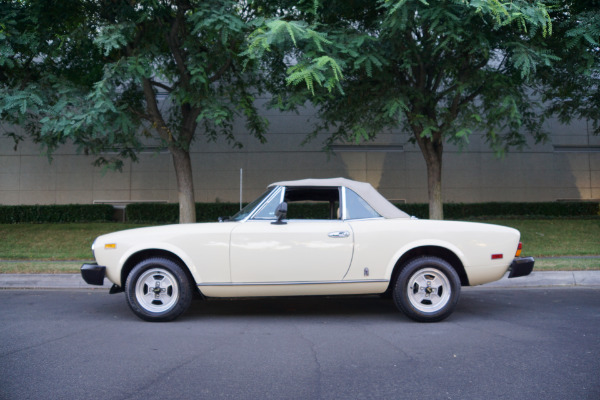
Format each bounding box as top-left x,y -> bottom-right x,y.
285,187 -> 340,220
345,188 -> 381,220
252,187 -> 337,220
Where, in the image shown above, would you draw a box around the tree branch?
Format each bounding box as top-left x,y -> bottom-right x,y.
166,7 -> 191,89
142,78 -> 172,143
431,70 -> 445,93
150,80 -> 173,92
209,58 -> 233,83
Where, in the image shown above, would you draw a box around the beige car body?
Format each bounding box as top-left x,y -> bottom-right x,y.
92,178 -> 521,298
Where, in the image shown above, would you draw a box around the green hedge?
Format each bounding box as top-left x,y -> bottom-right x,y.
0,204 -> 115,223
125,203 -> 244,223
399,202 -> 600,219
1,201 -> 597,224
197,203 -> 247,222
126,201 -> 600,222
125,203 -> 178,223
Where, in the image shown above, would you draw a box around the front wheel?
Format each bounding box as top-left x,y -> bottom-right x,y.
125,258 -> 193,322
393,256 -> 461,322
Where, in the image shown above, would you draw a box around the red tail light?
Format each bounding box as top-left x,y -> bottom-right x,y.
516,242 -> 523,257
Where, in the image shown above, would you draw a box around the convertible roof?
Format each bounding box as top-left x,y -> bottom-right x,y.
268,177 -> 410,219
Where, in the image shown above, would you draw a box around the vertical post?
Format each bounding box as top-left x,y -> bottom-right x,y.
240,168 -> 243,211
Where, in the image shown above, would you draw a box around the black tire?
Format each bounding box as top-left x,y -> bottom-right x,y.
125,257 -> 193,322
393,256 -> 461,322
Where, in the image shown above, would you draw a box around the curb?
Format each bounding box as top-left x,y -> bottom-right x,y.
0,274 -> 113,290
478,271 -> 600,288
0,271 -> 599,290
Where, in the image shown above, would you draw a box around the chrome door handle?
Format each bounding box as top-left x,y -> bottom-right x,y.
328,231 -> 350,238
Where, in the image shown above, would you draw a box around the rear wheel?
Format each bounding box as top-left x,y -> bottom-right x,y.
393,256 -> 460,322
125,258 -> 192,322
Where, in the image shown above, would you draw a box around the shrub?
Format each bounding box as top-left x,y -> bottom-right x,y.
125,203 -> 179,223
0,204 -> 114,223
396,202 -> 600,219
196,203 -> 244,222
4,200 -> 595,224
125,203 -> 245,223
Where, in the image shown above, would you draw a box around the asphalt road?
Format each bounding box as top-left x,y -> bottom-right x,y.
1,288 -> 599,400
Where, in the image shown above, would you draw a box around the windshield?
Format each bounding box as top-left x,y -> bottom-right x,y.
229,187 -> 276,221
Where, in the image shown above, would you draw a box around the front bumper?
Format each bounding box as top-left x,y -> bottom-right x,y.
81,263 -> 106,286
508,257 -> 535,278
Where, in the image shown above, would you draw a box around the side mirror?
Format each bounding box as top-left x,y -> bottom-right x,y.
271,202 -> 288,225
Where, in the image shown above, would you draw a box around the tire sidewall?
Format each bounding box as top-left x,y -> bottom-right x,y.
393,256 -> 461,322
125,258 -> 192,322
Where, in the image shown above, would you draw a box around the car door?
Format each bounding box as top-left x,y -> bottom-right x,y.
229,187 -> 354,283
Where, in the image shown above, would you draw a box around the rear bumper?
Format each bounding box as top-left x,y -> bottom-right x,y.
81,263 -> 106,286
508,257 -> 535,278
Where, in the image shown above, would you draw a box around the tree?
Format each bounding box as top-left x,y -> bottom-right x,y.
247,0 -> 599,219
0,0 -> 268,223
536,1 -> 600,134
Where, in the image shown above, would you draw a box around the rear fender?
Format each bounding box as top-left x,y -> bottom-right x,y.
384,240 -> 468,281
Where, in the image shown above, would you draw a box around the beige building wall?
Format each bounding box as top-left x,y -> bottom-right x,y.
1,99 -> 599,205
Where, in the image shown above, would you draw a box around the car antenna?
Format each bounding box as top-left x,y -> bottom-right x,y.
240,168 -> 243,211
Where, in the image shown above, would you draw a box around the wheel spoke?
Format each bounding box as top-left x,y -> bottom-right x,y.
142,290 -> 155,301
160,280 -> 173,292
432,283 -> 444,296
143,275 -> 158,289
412,275 -> 429,290
414,291 -> 428,303
428,293 -> 442,306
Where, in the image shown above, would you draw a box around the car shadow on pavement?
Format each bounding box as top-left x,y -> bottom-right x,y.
182,295 -> 403,321
92,289 -> 541,323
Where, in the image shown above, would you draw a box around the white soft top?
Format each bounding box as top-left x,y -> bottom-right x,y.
269,177 -> 410,219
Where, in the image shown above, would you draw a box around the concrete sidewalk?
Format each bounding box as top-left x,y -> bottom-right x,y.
0,271 -> 599,290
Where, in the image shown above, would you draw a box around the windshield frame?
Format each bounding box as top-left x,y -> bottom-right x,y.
229,186 -> 281,222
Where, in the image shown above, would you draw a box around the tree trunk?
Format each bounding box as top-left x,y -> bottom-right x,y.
170,146 -> 196,224
426,151 -> 443,220
411,123 -> 444,220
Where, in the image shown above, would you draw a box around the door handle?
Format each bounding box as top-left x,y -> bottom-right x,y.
328,231 -> 350,238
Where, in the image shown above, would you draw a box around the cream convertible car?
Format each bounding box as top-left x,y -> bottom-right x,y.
82,178 -> 534,322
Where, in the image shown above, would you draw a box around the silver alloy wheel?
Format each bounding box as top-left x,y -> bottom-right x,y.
135,268 -> 180,313
406,267 -> 452,313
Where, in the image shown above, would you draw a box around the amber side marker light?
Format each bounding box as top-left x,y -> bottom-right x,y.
516,242 -> 523,257
105,243 -> 116,249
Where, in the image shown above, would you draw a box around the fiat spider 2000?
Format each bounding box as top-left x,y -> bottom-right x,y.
81,178 -> 534,322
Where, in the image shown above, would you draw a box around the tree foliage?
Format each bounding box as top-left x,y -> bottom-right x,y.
537,1 -> 600,134
0,0 -> 269,223
247,0 -> 599,219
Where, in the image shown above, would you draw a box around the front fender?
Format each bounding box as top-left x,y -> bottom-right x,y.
112,243 -> 201,286
95,223 -> 235,287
